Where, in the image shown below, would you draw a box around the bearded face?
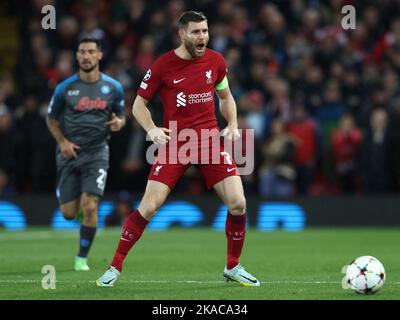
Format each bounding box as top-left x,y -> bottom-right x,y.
181,21 -> 209,59
76,42 -> 102,73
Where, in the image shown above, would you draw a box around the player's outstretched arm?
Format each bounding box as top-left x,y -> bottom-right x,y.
216,86 -> 240,141
132,95 -> 171,145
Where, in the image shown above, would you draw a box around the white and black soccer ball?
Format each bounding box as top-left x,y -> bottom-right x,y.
345,256 -> 385,294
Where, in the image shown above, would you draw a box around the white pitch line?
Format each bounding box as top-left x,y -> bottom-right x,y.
0,280 -> 400,285
0,232 -> 77,241
0,231 -> 113,241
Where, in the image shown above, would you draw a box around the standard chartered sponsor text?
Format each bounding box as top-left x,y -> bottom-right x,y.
188,91 -> 213,104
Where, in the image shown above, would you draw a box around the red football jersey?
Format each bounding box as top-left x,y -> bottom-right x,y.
137,48 -> 227,132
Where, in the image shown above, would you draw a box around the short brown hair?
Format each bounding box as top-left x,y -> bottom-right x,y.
78,38 -> 102,51
178,11 -> 207,29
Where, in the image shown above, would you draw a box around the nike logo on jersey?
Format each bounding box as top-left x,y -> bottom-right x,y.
233,237 -> 244,241
227,168 -> 236,173
173,78 -> 186,84
120,237 -> 131,242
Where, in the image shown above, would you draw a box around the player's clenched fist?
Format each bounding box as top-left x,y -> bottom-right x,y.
147,127 -> 172,145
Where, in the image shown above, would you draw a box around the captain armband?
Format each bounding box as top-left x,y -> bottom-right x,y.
215,76 -> 229,90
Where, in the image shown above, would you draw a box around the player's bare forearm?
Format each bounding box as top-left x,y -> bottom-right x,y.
132,95 -> 172,144
132,95 -> 157,133
46,117 -> 67,144
219,97 -> 238,128
217,87 -> 238,128
216,87 -> 240,140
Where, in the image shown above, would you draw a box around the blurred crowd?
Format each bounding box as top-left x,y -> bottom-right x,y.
1,0 -> 400,198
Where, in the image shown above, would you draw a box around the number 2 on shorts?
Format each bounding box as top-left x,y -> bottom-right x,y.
96,168 -> 107,190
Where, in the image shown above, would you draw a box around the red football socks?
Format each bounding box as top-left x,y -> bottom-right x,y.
111,210 -> 149,272
225,211 -> 246,270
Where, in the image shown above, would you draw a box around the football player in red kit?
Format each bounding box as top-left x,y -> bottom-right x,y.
97,11 -> 260,287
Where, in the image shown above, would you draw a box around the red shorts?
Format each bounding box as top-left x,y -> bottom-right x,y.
148,138 -> 238,190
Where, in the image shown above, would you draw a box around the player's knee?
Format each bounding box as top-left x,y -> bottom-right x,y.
228,197 -> 246,215
140,197 -> 163,217
60,207 -> 76,220
144,201 -> 160,215
82,203 -> 97,219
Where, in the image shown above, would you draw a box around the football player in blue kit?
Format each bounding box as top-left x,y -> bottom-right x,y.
47,38 -> 126,271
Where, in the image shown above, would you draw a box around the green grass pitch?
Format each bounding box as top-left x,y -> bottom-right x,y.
0,228 -> 399,300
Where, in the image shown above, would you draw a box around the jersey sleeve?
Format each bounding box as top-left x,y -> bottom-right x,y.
137,59 -> 163,101
47,83 -> 66,120
113,82 -> 125,118
215,53 -> 228,85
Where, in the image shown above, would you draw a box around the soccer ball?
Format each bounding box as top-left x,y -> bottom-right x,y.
344,256 -> 385,294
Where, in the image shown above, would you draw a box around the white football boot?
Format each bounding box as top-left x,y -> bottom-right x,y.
223,264 -> 260,287
96,266 -> 120,287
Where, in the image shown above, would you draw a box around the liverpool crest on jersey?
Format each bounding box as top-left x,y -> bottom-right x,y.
206,70 -> 212,84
